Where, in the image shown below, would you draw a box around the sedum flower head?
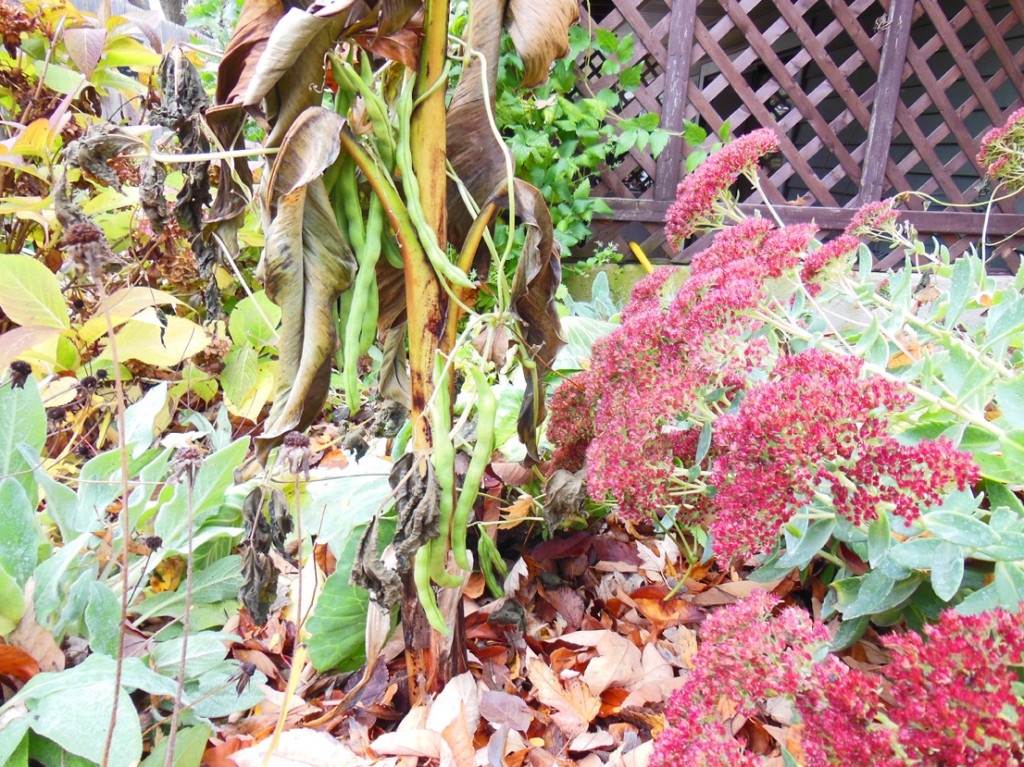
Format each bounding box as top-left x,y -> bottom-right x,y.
844,198 -> 902,237
801,234 -> 861,294
710,350 -> 978,560
884,607 -> 1024,765
665,129 -> 780,243
978,108 -> 1024,189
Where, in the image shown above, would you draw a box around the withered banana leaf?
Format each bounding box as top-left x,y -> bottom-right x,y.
258,107 -> 356,456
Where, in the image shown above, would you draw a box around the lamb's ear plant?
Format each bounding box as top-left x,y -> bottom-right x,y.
548,119 -> 1024,642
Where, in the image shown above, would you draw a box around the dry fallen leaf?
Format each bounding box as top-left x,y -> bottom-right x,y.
230,729 -> 369,766
526,658 -> 600,738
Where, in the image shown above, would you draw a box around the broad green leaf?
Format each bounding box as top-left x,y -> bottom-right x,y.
140,724 -> 210,767
829,615 -> 869,651
30,533 -> 91,630
0,565 -> 25,635
921,511 -> 999,547
222,344 -> 259,405
0,478 -> 39,586
26,677 -> 141,767
150,632 -> 229,678
306,571 -> 371,672
133,556 -> 244,621
994,562 -> 1024,609
84,581 -> 121,657
228,291 -> 281,348
995,374 -> 1024,428
0,256 -> 68,329
867,512 -> 890,567
102,311 -> 210,367
978,531 -> 1024,561
184,660 -> 266,718
0,378 -> 45,507
79,287 -> 182,343
683,120 -> 707,145
122,382 -> 168,459
943,256 -> 971,328
777,517 -> 835,569
930,541 -> 965,602
0,716 -> 28,767
889,537 -> 944,569
155,437 -> 249,551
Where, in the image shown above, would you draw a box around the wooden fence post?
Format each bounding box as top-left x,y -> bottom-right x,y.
856,0 -> 915,204
654,0 -> 698,201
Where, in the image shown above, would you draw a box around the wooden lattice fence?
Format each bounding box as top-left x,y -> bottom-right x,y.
577,0 -> 1024,270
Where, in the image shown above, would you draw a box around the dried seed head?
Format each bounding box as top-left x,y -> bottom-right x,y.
169,445 -> 203,486
47,406 -> 67,422
283,431 -> 309,449
9,360 -> 31,389
79,375 -> 98,390
278,431 -> 312,480
95,369 -> 108,380
62,221 -> 110,276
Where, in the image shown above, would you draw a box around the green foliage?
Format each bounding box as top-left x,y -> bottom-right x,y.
483,22 -> 669,252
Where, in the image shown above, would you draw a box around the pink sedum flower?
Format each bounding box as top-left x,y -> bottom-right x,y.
801,234 -> 861,294
978,108 -> 1024,190
710,350 -> 978,560
844,198 -> 902,237
665,129 -> 780,243
884,607 -> 1024,765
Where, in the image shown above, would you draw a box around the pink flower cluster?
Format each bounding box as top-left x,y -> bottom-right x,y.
653,595 -> 1024,766
665,129 -> 780,243
978,108 -> 1024,189
801,233 -> 860,294
709,350 -> 978,560
844,197 -> 902,237
548,219 -> 814,522
652,592 -> 832,767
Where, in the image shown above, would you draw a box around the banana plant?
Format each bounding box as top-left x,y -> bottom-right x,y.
212,0 -> 575,695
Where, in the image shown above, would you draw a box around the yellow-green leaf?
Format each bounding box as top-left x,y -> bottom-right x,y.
101,310 -> 210,366
0,255 -> 69,329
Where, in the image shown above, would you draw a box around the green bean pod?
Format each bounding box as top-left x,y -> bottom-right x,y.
414,544 -> 449,634
477,533 -> 507,599
342,195 -> 383,410
452,366 -> 496,570
357,268 -> 379,355
429,356 -> 463,588
393,74 -> 474,290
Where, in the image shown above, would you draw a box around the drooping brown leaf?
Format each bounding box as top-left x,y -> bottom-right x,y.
257,107 -> 356,452
351,26 -> 422,68
506,0 -> 579,87
377,0 -> 420,36
240,0 -> 357,110
215,0 -> 285,106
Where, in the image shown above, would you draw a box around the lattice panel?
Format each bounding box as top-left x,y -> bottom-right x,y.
577,0 -> 1024,269
577,1 -> 672,200
888,0 -> 1024,213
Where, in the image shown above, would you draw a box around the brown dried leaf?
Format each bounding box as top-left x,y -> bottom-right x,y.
0,645 -> 40,683
526,658 -> 599,738
506,0 -> 579,87
257,107 -> 356,452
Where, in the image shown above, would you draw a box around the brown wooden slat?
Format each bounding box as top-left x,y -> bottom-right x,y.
717,0 -> 864,187
858,0 -> 914,203
962,0 -> 1024,102
915,0 -> 1003,123
594,198 -> 1024,237
653,0 -> 698,200
692,21 -> 838,205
